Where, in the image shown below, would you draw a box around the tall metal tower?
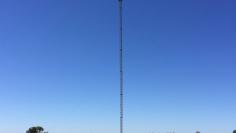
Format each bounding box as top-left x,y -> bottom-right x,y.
118,1 -> 124,133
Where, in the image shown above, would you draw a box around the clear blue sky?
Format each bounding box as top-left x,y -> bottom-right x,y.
0,0 -> 236,133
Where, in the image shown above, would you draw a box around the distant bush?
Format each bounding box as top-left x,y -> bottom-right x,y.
26,126 -> 47,133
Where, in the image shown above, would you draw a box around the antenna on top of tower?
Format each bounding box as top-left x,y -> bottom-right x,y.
118,0 -> 124,133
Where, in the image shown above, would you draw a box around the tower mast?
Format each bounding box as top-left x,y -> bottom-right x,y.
118,1 -> 124,133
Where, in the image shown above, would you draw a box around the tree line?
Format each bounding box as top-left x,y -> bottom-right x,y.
26,126 -> 236,133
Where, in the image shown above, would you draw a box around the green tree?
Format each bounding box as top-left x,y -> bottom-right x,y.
233,130 -> 236,133
26,126 -> 45,133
